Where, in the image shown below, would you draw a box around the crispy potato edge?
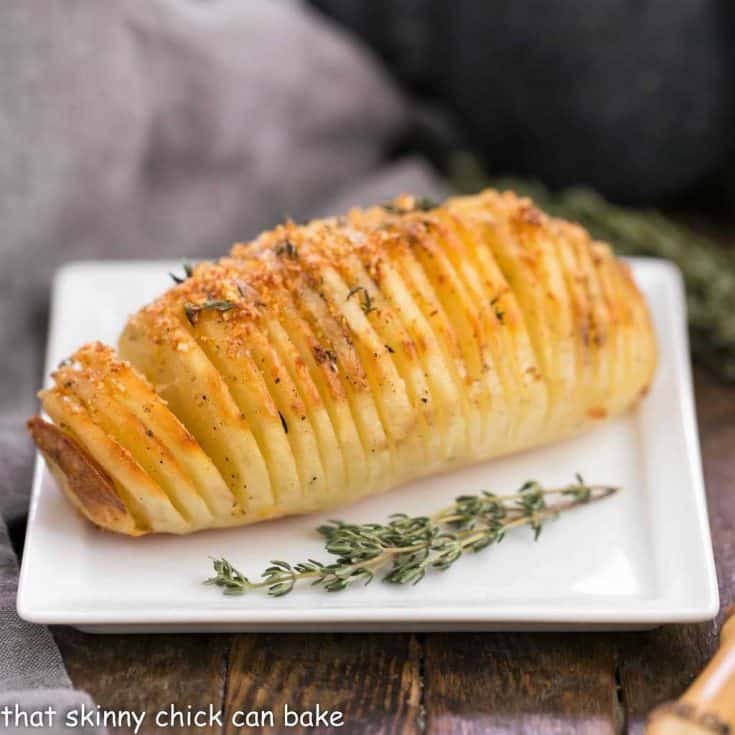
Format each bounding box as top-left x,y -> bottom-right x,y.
27,415 -> 143,536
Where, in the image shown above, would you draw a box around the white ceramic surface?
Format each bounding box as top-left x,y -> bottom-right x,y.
17,258 -> 719,632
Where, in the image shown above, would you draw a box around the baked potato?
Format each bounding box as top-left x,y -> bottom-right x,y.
28,190 -> 657,535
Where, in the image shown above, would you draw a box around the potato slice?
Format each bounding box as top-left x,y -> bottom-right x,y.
272,298 -> 367,499
218,254 -> 366,496
355,241 -> 466,466
53,360 -> 214,528
589,241 -> 627,420
119,310 -> 274,518
187,315 -> 303,512
476,192 -> 576,442
403,222 -> 496,454
28,416 -> 139,535
334,248 -> 442,471
594,244 -> 652,417
616,259 -> 657,402
543,220 -> 596,433
40,388 -> 189,533
380,240 -> 478,460
226,247 -> 394,499
425,211 -> 514,456
444,198 -> 548,450
284,272 -> 394,494
264,317 -> 346,505
287,225 -> 426,480
72,343 -> 235,520
559,221 -> 614,422
205,314 -> 326,512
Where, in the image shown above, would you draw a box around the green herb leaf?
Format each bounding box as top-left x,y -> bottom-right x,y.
170,260 -> 194,285
205,476 -> 618,598
275,240 -> 298,259
490,296 -> 505,324
346,285 -> 377,315
415,196 -> 438,211
382,196 -> 438,214
184,299 -> 234,326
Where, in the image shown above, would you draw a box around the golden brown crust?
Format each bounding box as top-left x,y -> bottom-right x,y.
27,416 -> 140,535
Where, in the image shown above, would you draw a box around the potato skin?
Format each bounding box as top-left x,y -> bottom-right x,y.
27,416 -> 140,535
30,190 -> 657,535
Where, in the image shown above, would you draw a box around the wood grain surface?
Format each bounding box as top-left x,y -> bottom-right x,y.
423,633 -> 621,734
54,367 -> 735,734
223,634 -> 421,734
55,631 -> 230,734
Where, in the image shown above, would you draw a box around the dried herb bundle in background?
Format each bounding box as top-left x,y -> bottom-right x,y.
451,156 -> 735,381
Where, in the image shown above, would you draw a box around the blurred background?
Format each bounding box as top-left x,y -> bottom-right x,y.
2,0 -> 735,419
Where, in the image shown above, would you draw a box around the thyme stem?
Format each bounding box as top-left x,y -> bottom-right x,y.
205,476 -> 617,597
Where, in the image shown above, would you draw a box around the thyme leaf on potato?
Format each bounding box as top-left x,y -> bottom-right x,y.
346,285 -> 377,315
184,299 -> 234,326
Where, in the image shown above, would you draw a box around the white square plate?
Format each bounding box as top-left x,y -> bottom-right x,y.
18,258 -> 719,632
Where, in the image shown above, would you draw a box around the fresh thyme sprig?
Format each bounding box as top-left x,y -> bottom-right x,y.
205,475 -> 617,597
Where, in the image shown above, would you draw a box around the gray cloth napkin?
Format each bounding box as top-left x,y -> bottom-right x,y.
0,417 -> 104,732
0,419 -> 34,528
0,690 -> 102,735
0,0 -> 445,728
0,486 -> 67,694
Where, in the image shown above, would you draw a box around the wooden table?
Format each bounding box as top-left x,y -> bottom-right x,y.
53,368 -> 734,734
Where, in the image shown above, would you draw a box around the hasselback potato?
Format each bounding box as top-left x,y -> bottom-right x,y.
28,190 -> 657,535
